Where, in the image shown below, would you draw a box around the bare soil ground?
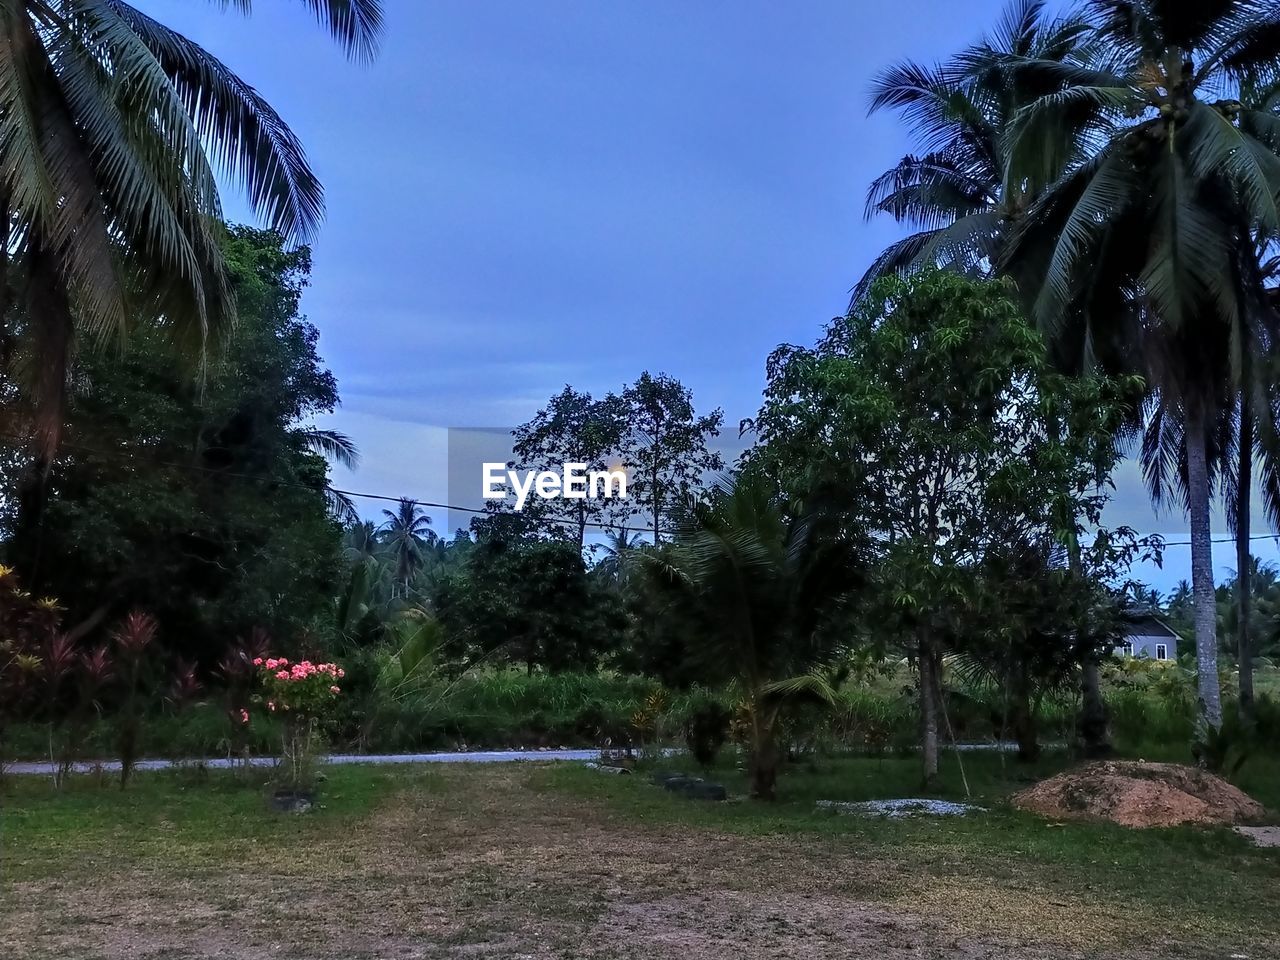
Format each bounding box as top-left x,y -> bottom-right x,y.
0,764 -> 1268,959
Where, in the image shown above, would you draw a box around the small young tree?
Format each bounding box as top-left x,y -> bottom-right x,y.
951,532 -> 1155,761
114,611 -> 158,787
642,473 -> 864,799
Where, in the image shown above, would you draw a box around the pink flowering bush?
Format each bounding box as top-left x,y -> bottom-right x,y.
255,657 -> 345,715
252,656 -> 345,793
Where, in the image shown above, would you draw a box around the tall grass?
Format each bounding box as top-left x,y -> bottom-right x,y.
5,663 -> 1272,762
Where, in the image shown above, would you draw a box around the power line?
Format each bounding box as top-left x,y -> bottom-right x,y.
0,432 -> 660,536
7,431 -> 1280,546
1159,533 -> 1280,547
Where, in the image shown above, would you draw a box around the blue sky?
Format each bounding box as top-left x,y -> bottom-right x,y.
136,0 -> 1280,592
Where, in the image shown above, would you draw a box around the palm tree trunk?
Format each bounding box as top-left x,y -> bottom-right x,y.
13,247 -> 74,585
918,630 -> 939,788
1236,403 -> 1255,722
1069,536 -> 1110,756
1186,405 -> 1223,729
748,699 -> 777,800
1012,673 -> 1041,763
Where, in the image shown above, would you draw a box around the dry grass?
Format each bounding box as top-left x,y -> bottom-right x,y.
1,762 -> 1273,959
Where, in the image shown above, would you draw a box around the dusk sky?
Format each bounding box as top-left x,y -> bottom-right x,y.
136,0 -> 1280,591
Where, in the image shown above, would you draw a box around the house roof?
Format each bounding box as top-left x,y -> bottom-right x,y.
1125,615 -> 1180,639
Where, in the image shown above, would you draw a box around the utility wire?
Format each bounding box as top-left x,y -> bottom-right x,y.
4,431 -> 1279,546
0,432 -> 660,536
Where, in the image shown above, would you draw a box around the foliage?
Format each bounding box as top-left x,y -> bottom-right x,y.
856,0 -> 1092,302
0,0 -> 380,464
113,610 -> 158,787
1,227 -> 346,668
0,564 -> 55,756
254,655 -> 345,791
379,499 -> 436,595
619,372 -> 724,544
508,386 -> 631,546
257,657 -> 345,716
750,270 -> 1142,781
680,692 -> 732,770
433,534 -> 624,674
641,472 -> 865,799
999,0 -> 1280,730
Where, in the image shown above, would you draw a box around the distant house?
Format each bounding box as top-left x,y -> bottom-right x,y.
1116,615 -> 1178,661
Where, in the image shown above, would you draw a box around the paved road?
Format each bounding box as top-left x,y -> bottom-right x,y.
2,742 -> 1033,776
3,748 -> 606,775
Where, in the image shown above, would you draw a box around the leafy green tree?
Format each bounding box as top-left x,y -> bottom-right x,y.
1218,556 -> 1280,666
343,521 -> 381,564
1001,0 -> 1280,729
433,533 -> 623,674
953,530 -> 1151,761
509,386 -> 630,548
751,271 -> 1135,784
641,472 -> 865,800
0,0 -> 381,468
620,372 -> 724,545
0,227 -> 345,665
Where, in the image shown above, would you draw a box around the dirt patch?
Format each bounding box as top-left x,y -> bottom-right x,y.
1,764 -> 1265,959
590,891 -> 1086,959
1012,761 -> 1263,828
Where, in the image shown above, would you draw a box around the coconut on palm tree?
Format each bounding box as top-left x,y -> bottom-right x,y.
1002,0 -> 1280,729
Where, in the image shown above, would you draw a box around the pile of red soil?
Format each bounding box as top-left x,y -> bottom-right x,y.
1011,760 -> 1263,828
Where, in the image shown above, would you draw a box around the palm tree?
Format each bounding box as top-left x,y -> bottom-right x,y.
1,0 -> 382,468
594,527 -> 644,584
1229,227 -> 1280,717
855,0 -> 1091,304
642,474 -> 863,800
380,498 -> 434,596
343,520 -> 380,564
299,426 -> 361,524
1002,0 -> 1280,729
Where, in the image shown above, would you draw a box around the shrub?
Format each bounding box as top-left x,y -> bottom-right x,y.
682,695 -> 731,770
254,656 -> 345,791
114,611 -> 158,787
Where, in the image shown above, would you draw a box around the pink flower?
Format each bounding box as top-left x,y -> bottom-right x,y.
329,685 -> 341,694
278,658 -> 288,667
252,657 -> 263,666
238,708 -> 250,725
267,701 -> 277,712
276,670 -> 289,680
337,669 -> 345,679
265,658 -> 278,670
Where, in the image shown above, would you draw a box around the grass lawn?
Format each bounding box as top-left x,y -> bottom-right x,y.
2,753 -> 1278,959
